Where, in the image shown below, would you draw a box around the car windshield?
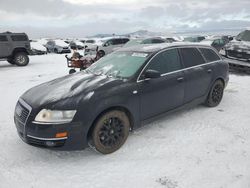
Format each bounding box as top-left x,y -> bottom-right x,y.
87,51 -> 149,78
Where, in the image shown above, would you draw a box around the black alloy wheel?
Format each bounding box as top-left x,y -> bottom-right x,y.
91,110 -> 130,154
205,80 -> 224,107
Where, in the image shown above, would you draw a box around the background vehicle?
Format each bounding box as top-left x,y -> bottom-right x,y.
69,40 -> 84,50
97,37 -> 130,56
200,37 -> 229,51
14,43 -> 229,154
84,39 -> 103,50
30,40 -> 47,55
45,39 -> 71,54
220,30 -> 250,61
184,36 -> 206,42
0,31 -> 31,66
121,37 -> 166,49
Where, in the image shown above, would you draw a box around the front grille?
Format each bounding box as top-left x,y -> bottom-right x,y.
15,99 -> 32,125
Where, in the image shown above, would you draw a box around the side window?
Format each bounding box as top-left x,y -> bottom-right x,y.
152,39 -> 165,44
199,48 -> 220,62
0,35 -> 8,42
113,39 -> 122,45
179,48 -> 205,68
146,49 -> 182,75
122,38 -> 129,44
11,35 -> 28,41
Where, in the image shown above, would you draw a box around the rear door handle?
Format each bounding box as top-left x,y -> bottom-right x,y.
177,77 -> 184,82
207,69 -> 212,73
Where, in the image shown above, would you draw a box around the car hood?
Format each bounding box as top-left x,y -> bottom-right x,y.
226,40 -> 250,50
21,72 -> 119,109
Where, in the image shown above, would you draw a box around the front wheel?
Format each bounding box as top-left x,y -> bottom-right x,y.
205,80 -> 224,107
14,52 -> 29,66
91,110 -> 130,154
98,50 -> 105,57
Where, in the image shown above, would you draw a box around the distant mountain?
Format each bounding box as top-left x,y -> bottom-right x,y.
127,30 -> 163,38
88,30 -> 164,38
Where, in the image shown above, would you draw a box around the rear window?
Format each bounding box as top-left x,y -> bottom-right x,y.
11,35 -> 28,41
0,35 -> 8,42
179,48 -> 205,68
199,48 -> 220,62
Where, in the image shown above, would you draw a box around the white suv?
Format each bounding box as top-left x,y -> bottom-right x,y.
98,38 -> 130,57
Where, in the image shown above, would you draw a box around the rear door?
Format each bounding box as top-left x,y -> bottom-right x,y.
179,47 -> 213,103
0,35 -> 11,57
138,48 -> 185,120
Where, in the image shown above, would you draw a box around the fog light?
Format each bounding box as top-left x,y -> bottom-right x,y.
45,141 -> 56,147
56,132 -> 68,138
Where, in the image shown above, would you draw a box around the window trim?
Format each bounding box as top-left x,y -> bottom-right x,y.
137,46 -> 221,83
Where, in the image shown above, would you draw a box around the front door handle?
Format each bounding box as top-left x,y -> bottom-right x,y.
177,77 -> 184,82
207,69 -> 212,73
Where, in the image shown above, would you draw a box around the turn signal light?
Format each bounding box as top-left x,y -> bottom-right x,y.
56,132 -> 68,138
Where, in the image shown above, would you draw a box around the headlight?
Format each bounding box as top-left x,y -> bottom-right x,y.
34,109 -> 76,124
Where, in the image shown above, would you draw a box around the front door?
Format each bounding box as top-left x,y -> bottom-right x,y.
138,48 -> 185,120
0,35 -> 11,57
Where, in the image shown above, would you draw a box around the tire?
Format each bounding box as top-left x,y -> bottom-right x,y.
205,80 -> 224,107
7,58 -> 15,64
69,69 -> 76,74
54,48 -> 58,54
14,52 -> 29,66
91,110 -> 130,154
98,50 -> 105,57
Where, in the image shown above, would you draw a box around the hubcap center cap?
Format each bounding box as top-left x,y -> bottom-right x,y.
110,129 -> 114,135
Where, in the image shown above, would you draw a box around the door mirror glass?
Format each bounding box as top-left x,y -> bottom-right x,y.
144,69 -> 161,79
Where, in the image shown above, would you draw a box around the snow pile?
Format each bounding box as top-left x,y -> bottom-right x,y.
0,55 -> 250,188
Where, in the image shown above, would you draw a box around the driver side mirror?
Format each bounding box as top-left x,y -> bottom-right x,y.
144,69 -> 161,79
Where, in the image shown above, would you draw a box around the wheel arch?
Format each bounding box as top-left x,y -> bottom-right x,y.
87,105 -> 135,140
12,48 -> 29,56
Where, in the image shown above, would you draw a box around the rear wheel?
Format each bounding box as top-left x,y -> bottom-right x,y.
14,52 -> 29,66
205,80 -> 224,107
91,110 -> 130,154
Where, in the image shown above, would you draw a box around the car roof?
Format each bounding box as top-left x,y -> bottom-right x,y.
118,42 -> 213,53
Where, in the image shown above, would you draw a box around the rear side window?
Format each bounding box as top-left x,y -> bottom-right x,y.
0,35 -> 8,42
146,49 -> 182,74
179,48 -> 205,68
11,35 -> 28,41
199,48 -> 220,62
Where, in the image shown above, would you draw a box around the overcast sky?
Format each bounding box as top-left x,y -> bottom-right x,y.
0,0 -> 250,38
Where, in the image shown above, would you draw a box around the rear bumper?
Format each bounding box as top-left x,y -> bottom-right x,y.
14,116 -> 89,150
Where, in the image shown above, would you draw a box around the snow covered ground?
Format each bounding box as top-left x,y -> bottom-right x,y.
0,54 -> 250,188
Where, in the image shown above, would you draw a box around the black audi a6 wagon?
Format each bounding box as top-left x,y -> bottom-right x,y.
14,43 -> 229,154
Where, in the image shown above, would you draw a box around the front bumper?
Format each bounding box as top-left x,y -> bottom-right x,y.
226,49 -> 250,61
14,100 -> 89,150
